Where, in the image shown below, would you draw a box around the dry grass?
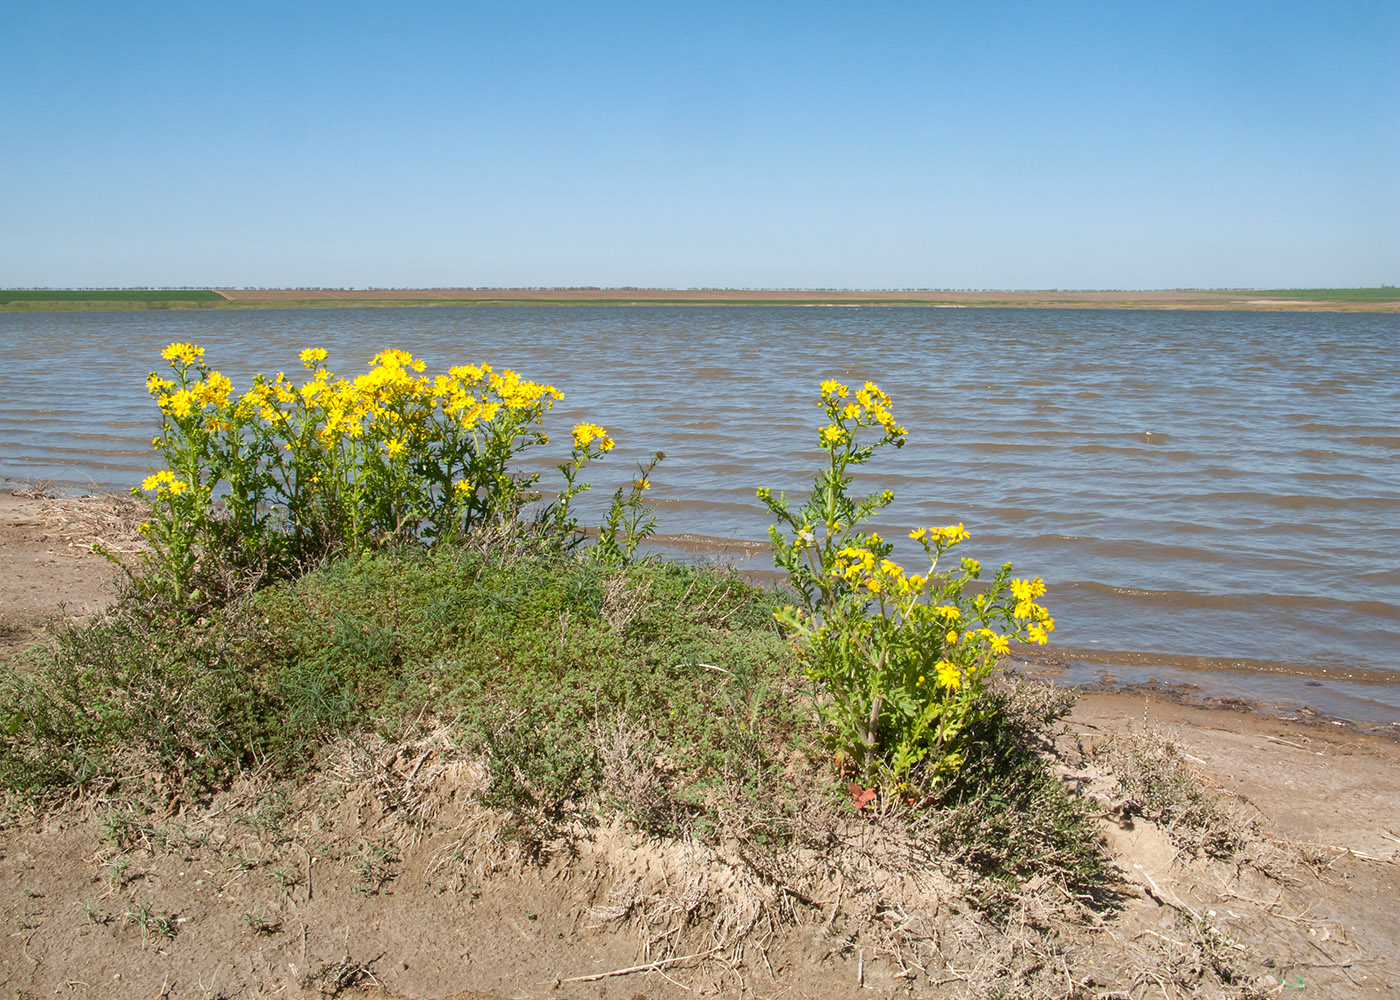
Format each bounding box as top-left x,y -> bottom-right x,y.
1085,727 -> 1256,858
25,490 -> 147,555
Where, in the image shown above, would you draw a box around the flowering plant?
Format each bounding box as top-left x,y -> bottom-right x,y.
759,380 -> 1054,798
138,343 -> 627,604
590,451 -> 665,567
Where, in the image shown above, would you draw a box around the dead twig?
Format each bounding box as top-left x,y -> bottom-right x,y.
559,947 -> 723,983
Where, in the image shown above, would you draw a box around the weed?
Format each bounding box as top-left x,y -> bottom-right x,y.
99,857 -> 133,891
240,911 -> 281,935
1092,727 -> 1253,857
304,955 -> 381,996
350,841 -> 399,895
229,850 -> 265,872
928,679 -> 1116,910
271,866 -> 303,894
132,344 -> 645,607
242,786 -> 296,837
760,379 -> 1054,793
0,594 -> 277,802
101,808 -> 154,850
195,972 -> 228,1000
122,901 -> 176,946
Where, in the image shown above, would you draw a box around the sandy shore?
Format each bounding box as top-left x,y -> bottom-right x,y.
3,491 -> 1398,998
0,490 -> 144,665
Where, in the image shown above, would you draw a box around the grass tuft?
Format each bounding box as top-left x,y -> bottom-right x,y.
1,540 -> 1123,916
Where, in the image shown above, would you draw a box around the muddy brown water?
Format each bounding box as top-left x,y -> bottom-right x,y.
1,305 -> 1396,720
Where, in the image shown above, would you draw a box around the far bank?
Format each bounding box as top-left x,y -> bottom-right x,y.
3,286 -> 1399,312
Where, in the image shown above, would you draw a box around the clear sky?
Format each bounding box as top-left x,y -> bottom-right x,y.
3,0 -> 1397,289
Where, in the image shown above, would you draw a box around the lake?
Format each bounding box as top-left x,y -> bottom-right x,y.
2,305 -> 1396,721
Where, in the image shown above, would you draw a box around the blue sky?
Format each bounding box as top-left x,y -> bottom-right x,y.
3,1 -> 1397,289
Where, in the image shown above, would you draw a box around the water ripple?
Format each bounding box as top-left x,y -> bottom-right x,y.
2,305 -> 1397,716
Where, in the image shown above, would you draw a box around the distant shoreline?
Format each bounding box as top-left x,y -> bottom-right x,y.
3,286 -> 1399,312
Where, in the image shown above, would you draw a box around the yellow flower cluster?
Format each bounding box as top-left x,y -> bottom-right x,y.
829,540 -> 1028,660
141,469 -> 188,496
909,523 -> 969,547
831,545 -> 928,597
1009,577 -> 1055,644
147,367 -> 234,420
854,382 -> 905,437
241,374 -> 298,425
161,342 -> 204,365
816,379 -> 907,447
1010,576 -> 1046,603
150,346 -> 566,451
572,422 -> 616,452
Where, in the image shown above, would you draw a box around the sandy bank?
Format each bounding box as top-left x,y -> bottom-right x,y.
207,288 -> 1400,312
5,288 -> 1399,312
3,491 -> 1398,998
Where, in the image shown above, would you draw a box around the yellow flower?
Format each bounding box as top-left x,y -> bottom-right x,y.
141,470 -> 188,496
300,347 -> 329,368
572,422 -> 614,452
194,371 -> 233,408
819,424 -> 847,448
161,389 -> 195,418
934,605 -> 961,620
637,478 -> 651,491
1010,577 -> 1046,602
932,523 -> 969,546
936,660 -> 961,691
572,422 -> 602,447
978,629 -> 1011,656
161,342 -> 204,365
